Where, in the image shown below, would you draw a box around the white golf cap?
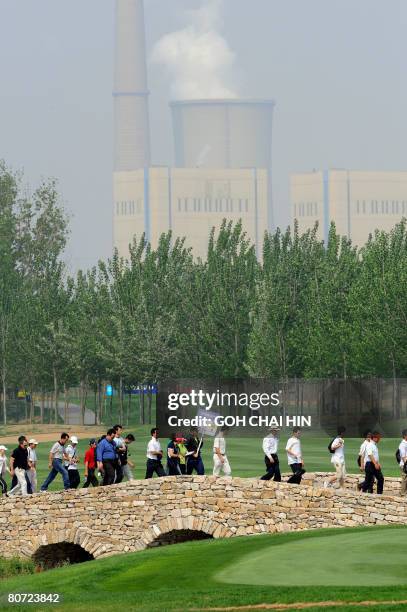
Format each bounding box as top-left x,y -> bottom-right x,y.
0,445 -> 8,451
70,436 -> 79,444
28,438 -> 38,445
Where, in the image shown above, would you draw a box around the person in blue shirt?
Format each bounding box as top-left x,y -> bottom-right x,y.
96,429 -> 117,486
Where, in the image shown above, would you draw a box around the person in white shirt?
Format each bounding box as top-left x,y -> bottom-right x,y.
362,431 -> 384,494
260,427 -> 281,481
113,424 -> 125,484
324,427 -> 346,489
398,429 -> 407,496
0,445 -> 10,496
27,439 -> 38,493
286,428 -> 305,484
213,426 -> 231,476
357,431 -> 373,492
64,436 -> 80,489
145,428 -> 165,478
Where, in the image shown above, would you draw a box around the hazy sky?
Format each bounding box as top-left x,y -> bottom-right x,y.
1,0 -> 405,270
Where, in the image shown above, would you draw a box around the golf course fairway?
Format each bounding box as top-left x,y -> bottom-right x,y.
2,526 -> 407,610
217,527 -> 407,587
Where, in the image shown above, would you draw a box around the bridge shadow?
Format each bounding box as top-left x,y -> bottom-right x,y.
33,542 -> 94,570
147,529 -> 213,548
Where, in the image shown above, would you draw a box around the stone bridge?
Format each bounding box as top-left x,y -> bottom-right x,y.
1,473 -> 406,567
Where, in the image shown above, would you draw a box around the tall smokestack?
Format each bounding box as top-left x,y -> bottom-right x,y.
114,0 -> 151,170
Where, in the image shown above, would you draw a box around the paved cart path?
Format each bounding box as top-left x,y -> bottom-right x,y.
57,402 -> 96,425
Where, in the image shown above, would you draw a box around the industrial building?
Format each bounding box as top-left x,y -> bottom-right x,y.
113,0 -> 274,259
291,169 -> 407,246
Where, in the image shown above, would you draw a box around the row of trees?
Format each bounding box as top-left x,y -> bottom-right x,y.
1,163 -> 407,425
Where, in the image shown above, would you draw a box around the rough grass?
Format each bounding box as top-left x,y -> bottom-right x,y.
0,558 -> 35,580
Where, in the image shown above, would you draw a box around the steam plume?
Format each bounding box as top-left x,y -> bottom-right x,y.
151,0 -> 238,99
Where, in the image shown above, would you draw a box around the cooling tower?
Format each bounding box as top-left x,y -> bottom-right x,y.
114,0 -> 151,170
170,99 -> 275,169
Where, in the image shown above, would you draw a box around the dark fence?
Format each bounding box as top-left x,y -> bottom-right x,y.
157,378 -> 407,437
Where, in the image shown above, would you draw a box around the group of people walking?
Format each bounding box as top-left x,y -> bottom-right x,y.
0,425 -> 136,496
258,425 -> 407,496
145,425 -> 237,478
0,436 -> 39,496
1,425 -> 407,497
260,426 -> 407,495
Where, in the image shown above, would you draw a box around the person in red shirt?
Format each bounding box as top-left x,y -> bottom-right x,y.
83,439 -> 99,488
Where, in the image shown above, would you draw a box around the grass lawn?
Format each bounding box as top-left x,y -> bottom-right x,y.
0,429 -> 403,491
1,526 -> 407,611
217,528 -> 407,586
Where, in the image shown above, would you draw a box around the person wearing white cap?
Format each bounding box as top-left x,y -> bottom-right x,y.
64,436 -> 80,489
0,445 -> 10,496
27,439 -> 38,493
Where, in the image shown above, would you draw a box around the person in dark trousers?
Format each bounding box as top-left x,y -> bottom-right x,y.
186,428 -> 205,475
357,431 -> 373,492
286,428 -> 305,484
362,431 -> 384,494
9,436 -> 30,496
40,433 -> 70,492
65,436 -> 80,489
167,433 -> 181,475
260,427 -> 281,481
83,439 -> 99,487
96,429 -> 118,486
113,425 -> 125,484
145,428 -> 166,478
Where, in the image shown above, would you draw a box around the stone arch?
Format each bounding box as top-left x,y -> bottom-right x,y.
28,526 -> 118,566
32,542 -> 94,570
138,516 -> 234,550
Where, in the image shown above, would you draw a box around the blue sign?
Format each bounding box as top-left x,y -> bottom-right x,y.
106,384 -> 113,397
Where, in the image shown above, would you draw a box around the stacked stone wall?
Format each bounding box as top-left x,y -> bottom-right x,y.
0,473 -> 406,562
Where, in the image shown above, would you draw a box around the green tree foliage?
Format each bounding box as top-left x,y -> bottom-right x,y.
349,221 -> 407,378
0,164 -> 69,424
247,223 -> 323,378
1,162 -> 407,426
187,221 -> 258,378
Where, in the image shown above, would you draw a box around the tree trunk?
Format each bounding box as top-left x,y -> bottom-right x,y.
64,383 -> 68,425
40,391 -> 44,425
119,376 -> 124,424
29,389 -> 34,424
53,367 -> 59,425
97,381 -> 102,425
2,356 -> 6,426
126,392 -> 131,426
80,379 -> 85,427
392,360 -> 400,419
147,389 -> 152,424
140,389 -> 145,424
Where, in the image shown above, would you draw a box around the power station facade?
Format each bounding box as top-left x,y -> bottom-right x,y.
291,170 -> 407,246
113,0 -> 274,259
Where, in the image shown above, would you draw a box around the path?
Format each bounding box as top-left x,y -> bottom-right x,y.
57,402 -> 96,426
